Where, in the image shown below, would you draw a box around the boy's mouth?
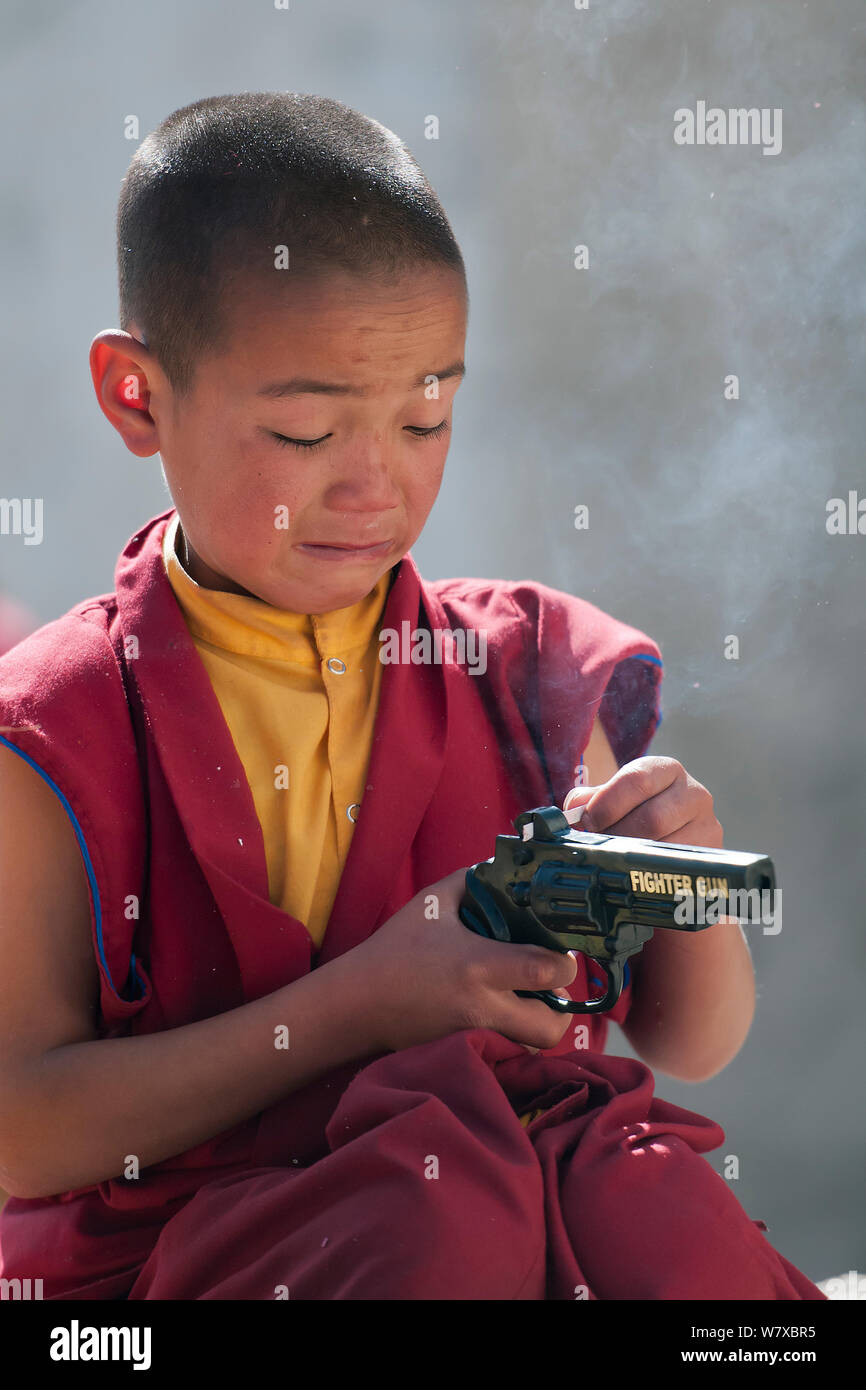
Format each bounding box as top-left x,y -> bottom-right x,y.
296,540 -> 393,561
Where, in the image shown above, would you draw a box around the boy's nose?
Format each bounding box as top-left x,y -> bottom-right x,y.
324,460 -> 402,513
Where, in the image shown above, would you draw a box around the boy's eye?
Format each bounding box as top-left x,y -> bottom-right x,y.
269,421 -> 448,452
407,421 -> 449,441
270,432 -> 331,451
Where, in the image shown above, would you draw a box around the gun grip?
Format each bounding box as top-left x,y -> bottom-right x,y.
460,869 -> 626,1015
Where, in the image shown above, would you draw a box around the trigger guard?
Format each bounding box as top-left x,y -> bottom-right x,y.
516,957 -> 623,1014
519,987 -> 614,1014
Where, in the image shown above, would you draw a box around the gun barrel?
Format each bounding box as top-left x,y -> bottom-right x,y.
581,828 -> 776,901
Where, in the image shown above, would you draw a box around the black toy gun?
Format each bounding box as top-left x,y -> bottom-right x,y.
458,804 -> 776,1014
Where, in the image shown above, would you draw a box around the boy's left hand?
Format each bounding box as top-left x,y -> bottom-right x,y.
563,756 -> 723,850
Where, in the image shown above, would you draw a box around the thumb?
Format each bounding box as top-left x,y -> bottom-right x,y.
563,783 -> 601,831
563,783 -> 599,811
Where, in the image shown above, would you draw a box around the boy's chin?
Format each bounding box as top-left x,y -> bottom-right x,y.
266,562 -> 398,615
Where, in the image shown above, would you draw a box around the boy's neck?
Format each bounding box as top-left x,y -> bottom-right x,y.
175,520 -> 256,598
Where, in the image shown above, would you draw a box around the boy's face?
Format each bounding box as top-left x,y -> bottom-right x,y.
98,264 -> 467,614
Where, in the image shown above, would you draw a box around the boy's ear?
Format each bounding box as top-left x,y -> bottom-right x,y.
88,329 -> 162,458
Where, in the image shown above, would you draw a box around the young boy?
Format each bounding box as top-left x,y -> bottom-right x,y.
0,92 -> 823,1301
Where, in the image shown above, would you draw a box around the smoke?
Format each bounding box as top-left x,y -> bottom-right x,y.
456,0 -> 866,710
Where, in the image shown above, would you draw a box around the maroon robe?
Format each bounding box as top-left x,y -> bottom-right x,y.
0,507 -> 823,1299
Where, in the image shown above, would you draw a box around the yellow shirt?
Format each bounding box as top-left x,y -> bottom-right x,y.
162,513 -> 391,948
162,516 -> 547,1130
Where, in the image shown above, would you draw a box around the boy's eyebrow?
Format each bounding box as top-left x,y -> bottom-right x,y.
256,360 -> 466,399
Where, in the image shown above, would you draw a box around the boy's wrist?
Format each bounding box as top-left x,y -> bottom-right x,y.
307,946 -> 392,1062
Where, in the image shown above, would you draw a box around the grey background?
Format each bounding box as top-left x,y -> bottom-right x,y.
1,0 -> 863,1289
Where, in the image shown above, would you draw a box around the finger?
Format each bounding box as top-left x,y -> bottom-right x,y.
605,795 -> 720,846
517,946 -> 578,993
652,817 -> 717,849
563,783 -> 600,811
583,757 -> 684,835
473,939 -> 577,995
495,991 -> 573,1050
598,785 -> 694,840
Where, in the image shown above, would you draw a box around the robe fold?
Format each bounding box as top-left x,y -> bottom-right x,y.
0,507 -> 823,1300
129,1031 -> 823,1301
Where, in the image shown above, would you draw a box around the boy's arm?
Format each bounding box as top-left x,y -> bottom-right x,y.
0,743 -> 386,1200
577,718 -> 756,1083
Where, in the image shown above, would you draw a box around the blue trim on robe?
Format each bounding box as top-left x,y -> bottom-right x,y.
0,733 -> 143,1000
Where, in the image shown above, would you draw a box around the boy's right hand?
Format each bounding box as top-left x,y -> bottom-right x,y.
349,868 -> 579,1054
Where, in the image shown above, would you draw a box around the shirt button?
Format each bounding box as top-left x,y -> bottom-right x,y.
326,657 -> 347,674
346,803 -> 360,823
